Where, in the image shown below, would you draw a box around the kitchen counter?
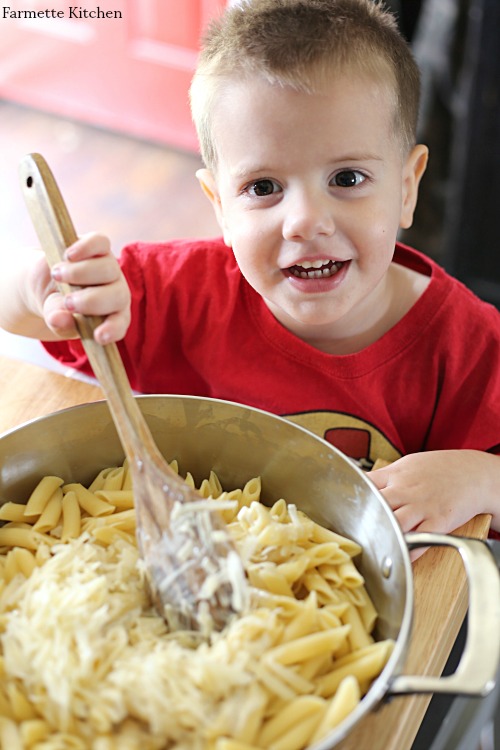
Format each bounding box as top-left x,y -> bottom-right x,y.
0,353 -> 492,749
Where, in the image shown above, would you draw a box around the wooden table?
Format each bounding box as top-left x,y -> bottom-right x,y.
0,354 -> 491,750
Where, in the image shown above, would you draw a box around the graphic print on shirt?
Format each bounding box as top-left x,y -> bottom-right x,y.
284,411 -> 402,468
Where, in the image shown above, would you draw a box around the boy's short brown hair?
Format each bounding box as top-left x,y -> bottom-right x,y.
190,0 -> 421,169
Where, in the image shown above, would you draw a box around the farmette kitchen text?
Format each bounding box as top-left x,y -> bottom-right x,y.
2,5 -> 122,18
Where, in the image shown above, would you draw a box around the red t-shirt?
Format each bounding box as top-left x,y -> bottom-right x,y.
43,239 -> 500,471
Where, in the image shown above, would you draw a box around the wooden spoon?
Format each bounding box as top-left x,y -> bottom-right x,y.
19,152 -> 247,634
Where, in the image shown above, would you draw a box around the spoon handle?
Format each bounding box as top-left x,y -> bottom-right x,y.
19,152 -> 156,465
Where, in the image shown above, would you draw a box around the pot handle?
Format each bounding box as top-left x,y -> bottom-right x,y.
388,533 -> 500,697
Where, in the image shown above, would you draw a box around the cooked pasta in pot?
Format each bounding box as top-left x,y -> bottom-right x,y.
0,461 -> 394,750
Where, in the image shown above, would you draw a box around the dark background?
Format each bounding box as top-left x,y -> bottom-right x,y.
390,0 -> 500,309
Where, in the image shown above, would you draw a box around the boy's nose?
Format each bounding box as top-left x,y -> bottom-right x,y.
282,189 -> 336,241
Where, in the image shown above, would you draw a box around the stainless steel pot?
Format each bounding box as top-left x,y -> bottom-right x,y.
0,395 -> 499,748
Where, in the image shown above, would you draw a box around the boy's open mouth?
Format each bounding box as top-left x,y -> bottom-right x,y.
287,259 -> 344,279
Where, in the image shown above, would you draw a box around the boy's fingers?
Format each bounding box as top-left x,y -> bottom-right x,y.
44,307 -> 79,339
51,255 -> 121,286
64,232 -> 111,260
39,235 -> 130,344
93,311 -> 130,345
44,294 -> 129,344
394,503 -> 423,533
59,280 -> 130,319
367,466 -> 390,489
409,547 -> 427,563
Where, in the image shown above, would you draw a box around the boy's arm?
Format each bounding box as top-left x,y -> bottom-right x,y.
369,449 -> 500,549
0,248 -> 60,340
0,234 -> 130,345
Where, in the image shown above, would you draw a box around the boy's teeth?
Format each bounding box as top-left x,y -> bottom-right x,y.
289,259 -> 343,279
300,259 -> 329,269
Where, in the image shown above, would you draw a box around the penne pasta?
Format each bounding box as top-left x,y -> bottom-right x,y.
311,524 -> 362,556
241,477 -> 262,507
317,641 -> 395,698
218,489 -> 243,523
302,543 -> 352,570
0,689 -> 14,719
89,526 -> 135,545
0,463 -> 393,750
247,566 -> 295,597
10,548 -> 36,579
88,466 -> 123,493
232,684 -> 268,746
101,467 -> 126,491
94,490 -> 135,510
296,652 -> 332,683
338,560 -> 365,588
265,625 -> 351,666
0,526 -> 56,550
216,740 -> 262,750
269,498 -> 288,522
3,550 -> 19,584
257,696 -> 325,749
0,717 -> 23,750
270,710 -> 324,750
82,508 -> 136,533
23,476 -> 63,517
281,607 -> 317,642
302,569 -> 339,602
19,718 -> 51,745
184,471 -> 196,489
0,503 -> 32,524
251,661 -> 298,702
311,675 -> 361,741
354,585 -> 379,633
63,483 -> 115,517
341,603 -> 374,651
6,683 -> 37,722
33,487 -> 62,533
198,470 -> 223,499
122,461 -> 134,491
265,659 -> 315,695
61,491 -> 81,542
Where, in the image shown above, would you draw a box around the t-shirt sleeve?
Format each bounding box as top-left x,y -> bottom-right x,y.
41,338 -> 93,377
423,295 -> 500,456
42,241 -> 212,395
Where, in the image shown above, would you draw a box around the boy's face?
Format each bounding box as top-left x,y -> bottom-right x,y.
198,72 -> 427,349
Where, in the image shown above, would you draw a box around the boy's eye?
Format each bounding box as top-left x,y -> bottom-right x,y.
247,179 -> 281,197
332,170 -> 366,188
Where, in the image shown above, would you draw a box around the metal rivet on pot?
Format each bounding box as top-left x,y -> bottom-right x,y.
381,556 -> 393,578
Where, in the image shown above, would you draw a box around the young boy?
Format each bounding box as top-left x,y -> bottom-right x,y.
1,0 -> 499,545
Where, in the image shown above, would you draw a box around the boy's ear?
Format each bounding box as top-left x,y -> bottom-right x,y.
196,169 -> 231,244
400,144 -> 429,230
196,168 -> 219,205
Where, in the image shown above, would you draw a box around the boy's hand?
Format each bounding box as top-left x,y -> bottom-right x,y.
36,232 -> 131,345
368,449 -> 500,560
